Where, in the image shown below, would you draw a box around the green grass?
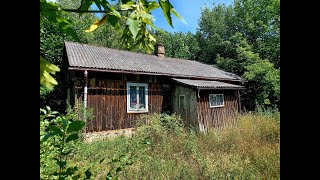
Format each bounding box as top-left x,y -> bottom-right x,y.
43,112 -> 280,179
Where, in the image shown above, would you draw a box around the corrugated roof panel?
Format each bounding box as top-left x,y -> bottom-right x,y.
172,78 -> 244,89
65,41 -> 243,81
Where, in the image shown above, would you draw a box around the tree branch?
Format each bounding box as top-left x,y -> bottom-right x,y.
61,8 -> 107,13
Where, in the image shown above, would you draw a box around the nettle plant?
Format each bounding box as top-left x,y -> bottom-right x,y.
41,105 -> 134,179
40,106 -> 91,179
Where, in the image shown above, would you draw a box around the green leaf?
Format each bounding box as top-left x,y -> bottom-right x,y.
171,8 -> 186,25
144,21 -> 166,34
121,0 -> 132,4
67,121 -> 85,133
94,0 -> 109,11
78,0 -> 94,16
148,33 -> 156,42
40,56 -> 60,89
66,133 -> 79,143
40,108 -> 47,115
61,149 -> 72,156
109,10 -> 121,18
108,14 -> 120,30
126,18 -> 139,40
120,2 -> 134,10
48,125 -> 63,134
41,131 -> 60,142
64,167 -> 75,176
61,117 -> 68,129
100,158 -> 105,164
136,13 -> 153,20
84,169 -> 92,179
59,160 -> 67,169
147,1 -> 160,11
158,0 -> 173,27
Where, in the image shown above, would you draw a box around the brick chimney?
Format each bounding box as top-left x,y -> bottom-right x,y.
154,43 -> 165,58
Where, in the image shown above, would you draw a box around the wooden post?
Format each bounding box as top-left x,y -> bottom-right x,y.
237,90 -> 241,113
84,70 -> 88,123
84,70 -> 88,108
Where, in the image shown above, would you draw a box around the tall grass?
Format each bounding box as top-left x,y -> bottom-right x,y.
66,112 -> 280,179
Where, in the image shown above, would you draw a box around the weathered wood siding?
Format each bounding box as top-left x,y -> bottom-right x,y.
197,90 -> 240,131
172,85 -> 198,127
74,80 -> 163,132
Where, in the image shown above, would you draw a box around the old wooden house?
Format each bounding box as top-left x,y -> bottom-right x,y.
63,41 -> 244,132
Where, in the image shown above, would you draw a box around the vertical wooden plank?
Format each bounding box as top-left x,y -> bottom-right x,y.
116,81 -> 120,129
111,81 -> 115,129
118,81 -> 123,129
102,81 -> 106,131
148,83 -> 152,114
86,93 -> 91,132
97,90 -> 100,132
124,81 -> 127,128
94,91 -> 98,132
107,80 -> 112,130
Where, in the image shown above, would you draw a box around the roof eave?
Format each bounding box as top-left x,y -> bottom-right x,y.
68,66 -> 244,82
197,87 -> 245,90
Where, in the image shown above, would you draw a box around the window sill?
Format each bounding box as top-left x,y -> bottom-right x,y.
127,111 -> 149,114
210,105 -> 224,108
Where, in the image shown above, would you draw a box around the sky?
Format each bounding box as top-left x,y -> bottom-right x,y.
151,0 -> 233,33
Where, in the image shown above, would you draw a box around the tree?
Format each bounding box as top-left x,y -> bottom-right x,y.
153,31 -> 200,60
196,0 -> 280,110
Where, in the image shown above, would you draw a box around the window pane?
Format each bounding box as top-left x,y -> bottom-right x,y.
139,86 -> 146,110
217,95 -> 221,105
130,86 -> 137,110
179,96 -> 185,109
209,95 -> 213,106
213,95 -> 218,106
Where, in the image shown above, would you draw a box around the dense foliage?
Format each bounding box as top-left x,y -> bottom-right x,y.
152,0 -> 280,110
196,0 -> 280,110
153,31 -> 200,60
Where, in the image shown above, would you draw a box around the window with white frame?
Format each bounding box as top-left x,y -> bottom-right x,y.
127,82 -> 148,113
209,94 -> 224,107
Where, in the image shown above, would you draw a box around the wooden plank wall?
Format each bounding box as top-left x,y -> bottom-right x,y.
172,85 -> 198,127
197,90 -> 239,132
74,80 -> 162,132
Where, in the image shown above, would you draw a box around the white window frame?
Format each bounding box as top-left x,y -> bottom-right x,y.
209,94 -> 224,108
127,82 -> 148,113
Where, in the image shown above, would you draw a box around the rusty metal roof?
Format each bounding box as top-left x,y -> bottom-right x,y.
65,41 -> 243,81
172,78 -> 244,89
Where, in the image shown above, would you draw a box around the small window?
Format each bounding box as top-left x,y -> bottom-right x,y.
179,95 -> 185,110
127,83 -> 148,113
209,94 -> 224,107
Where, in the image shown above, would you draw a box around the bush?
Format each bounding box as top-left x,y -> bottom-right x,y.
136,113 -> 183,134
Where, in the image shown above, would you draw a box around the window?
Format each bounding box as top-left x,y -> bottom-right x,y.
179,95 -> 185,110
209,94 -> 224,107
127,83 -> 148,113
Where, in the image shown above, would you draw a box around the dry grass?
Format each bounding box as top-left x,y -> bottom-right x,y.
68,112 -> 280,179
